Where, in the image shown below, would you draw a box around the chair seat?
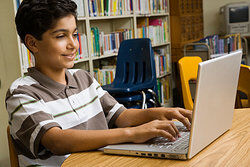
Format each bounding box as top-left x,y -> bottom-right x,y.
102,80 -> 155,93
114,92 -> 153,102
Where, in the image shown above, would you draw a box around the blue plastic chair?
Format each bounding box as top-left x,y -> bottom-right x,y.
102,38 -> 159,108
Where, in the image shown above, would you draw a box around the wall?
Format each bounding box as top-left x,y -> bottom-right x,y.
203,0 -> 250,65
203,0 -> 250,36
0,0 -> 21,166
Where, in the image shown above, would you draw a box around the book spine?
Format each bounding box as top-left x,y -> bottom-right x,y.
88,0 -> 93,17
82,34 -> 88,58
90,30 -> 95,57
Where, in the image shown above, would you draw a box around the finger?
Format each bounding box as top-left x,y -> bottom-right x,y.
156,130 -> 176,142
157,121 -> 178,138
177,108 -> 192,123
169,111 -> 191,130
170,121 -> 180,138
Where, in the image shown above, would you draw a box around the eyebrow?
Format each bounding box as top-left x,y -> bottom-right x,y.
51,28 -> 78,34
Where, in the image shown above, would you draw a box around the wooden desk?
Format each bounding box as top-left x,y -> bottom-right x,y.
62,109 -> 250,167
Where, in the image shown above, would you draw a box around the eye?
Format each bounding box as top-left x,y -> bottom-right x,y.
56,34 -> 65,39
73,33 -> 78,38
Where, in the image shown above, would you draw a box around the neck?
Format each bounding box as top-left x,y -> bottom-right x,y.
35,66 -> 67,85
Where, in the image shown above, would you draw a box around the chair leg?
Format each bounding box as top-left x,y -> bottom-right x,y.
235,91 -> 242,108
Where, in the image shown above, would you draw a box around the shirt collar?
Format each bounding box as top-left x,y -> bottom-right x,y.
27,67 -> 78,95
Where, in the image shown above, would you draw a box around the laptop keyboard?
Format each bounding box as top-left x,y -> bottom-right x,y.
147,124 -> 190,151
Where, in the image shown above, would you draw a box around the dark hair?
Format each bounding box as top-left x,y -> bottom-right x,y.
15,0 -> 77,44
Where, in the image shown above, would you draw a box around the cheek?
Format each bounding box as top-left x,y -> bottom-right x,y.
49,41 -> 67,54
56,41 -> 68,50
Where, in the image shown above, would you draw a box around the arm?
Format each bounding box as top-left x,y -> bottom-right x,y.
41,107 -> 191,155
41,119 -> 178,155
115,107 -> 192,130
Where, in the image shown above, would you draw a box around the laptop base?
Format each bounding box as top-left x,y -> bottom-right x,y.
104,149 -> 188,160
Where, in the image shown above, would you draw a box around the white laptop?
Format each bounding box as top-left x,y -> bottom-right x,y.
103,50 -> 242,160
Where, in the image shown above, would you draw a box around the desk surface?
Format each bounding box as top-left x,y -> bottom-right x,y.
61,108 -> 250,167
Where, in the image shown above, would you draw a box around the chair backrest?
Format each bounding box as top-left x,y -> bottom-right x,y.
7,126 -> 19,167
237,64 -> 250,108
113,38 -> 158,94
178,56 -> 202,110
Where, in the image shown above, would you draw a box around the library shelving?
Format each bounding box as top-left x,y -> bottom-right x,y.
14,0 -> 173,107
183,34 -> 247,62
169,0 -> 204,62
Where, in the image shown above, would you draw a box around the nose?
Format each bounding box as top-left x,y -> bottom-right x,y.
67,36 -> 79,50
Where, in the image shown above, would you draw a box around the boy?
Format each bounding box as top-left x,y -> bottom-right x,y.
5,0 -> 192,166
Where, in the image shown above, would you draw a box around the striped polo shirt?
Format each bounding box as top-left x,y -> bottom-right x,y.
5,67 -> 126,167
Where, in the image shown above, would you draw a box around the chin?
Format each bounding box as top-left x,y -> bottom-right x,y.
65,62 -> 75,69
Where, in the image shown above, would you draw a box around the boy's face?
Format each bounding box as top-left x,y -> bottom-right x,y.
35,14 -> 79,71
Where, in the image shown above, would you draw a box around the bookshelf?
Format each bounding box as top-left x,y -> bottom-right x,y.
14,0 -> 173,107
183,34 -> 246,62
169,0 -> 204,62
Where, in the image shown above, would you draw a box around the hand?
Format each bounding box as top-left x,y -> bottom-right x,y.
145,107 -> 192,130
128,120 -> 179,143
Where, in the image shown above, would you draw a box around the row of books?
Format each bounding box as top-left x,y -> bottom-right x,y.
93,66 -> 116,86
87,0 -> 169,17
75,33 -> 88,61
154,47 -> 171,77
134,0 -> 169,15
137,18 -> 170,45
88,0 -> 133,17
197,34 -> 242,56
90,27 -> 133,57
21,33 -> 88,69
20,44 -> 35,69
157,77 -> 171,104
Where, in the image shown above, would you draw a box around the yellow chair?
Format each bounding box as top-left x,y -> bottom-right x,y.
236,64 -> 250,108
178,56 -> 202,110
7,126 -> 19,167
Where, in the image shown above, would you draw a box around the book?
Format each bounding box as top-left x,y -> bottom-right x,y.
197,34 -> 242,56
100,0 -> 104,16
72,0 -> 85,17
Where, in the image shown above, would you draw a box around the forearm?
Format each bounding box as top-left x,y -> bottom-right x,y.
115,107 -> 192,129
115,108 -> 153,127
42,127 -> 132,155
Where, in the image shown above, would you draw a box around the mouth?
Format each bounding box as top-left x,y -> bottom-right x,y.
62,53 -> 76,60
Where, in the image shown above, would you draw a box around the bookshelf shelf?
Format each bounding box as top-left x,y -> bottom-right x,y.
89,15 -> 134,20
157,72 -> 171,79
14,0 -> 173,107
92,52 -> 118,60
152,42 -> 171,48
136,13 -> 170,18
77,17 -> 86,21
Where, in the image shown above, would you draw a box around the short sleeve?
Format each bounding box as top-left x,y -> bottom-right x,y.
92,78 -> 126,128
6,91 -> 61,158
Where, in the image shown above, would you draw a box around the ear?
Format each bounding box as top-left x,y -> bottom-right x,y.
24,34 -> 39,53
